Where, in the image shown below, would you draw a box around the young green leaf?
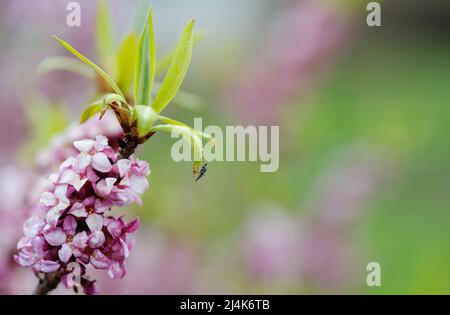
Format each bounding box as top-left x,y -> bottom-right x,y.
134,8 -> 156,106
80,103 -> 103,123
52,35 -> 126,101
155,30 -> 205,76
134,105 -> 159,137
103,93 -> 127,106
152,81 -> 202,111
117,33 -> 138,94
157,115 -> 213,140
80,93 -> 126,124
38,56 -> 95,79
150,123 -> 203,173
151,19 -> 195,113
96,0 -> 114,67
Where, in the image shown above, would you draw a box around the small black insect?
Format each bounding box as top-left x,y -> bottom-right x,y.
195,163 -> 208,182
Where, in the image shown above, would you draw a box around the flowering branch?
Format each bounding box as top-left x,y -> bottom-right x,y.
15,4 -> 212,296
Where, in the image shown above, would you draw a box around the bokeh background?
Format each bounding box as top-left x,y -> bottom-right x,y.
1,0 -> 450,294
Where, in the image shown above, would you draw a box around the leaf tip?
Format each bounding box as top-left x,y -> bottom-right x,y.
52,35 -> 67,47
146,6 -> 153,23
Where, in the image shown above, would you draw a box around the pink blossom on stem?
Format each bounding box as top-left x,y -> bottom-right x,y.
15,135 -> 150,294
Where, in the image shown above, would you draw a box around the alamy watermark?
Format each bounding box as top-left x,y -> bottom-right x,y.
66,2 -> 81,27
366,261 -> 381,287
170,118 -> 280,173
366,2 -> 381,27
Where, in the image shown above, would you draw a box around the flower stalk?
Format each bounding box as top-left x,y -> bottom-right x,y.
33,272 -> 61,295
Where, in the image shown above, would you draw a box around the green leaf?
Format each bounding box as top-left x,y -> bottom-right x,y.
116,33 -> 138,94
152,81 -> 202,111
52,35 -> 126,101
157,115 -> 213,140
134,8 -> 156,106
38,56 -> 95,79
80,93 -> 126,124
134,105 -> 159,136
151,19 -> 195,113
150,123 -> 203,173
155,30 -> 205,76
80,103 -> 103,123
103,93 -> 127,106
96,0 -> 114,67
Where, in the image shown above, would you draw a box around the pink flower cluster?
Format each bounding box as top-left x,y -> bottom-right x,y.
14,135 -> 150,294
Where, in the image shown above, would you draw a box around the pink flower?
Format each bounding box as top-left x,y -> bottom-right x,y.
91,216 -> 140,279
56,216 -> 89,263
39,184 -> 70,226
73,135 -> 115,173
15,135 -> 150,294
15,236 -> 60,273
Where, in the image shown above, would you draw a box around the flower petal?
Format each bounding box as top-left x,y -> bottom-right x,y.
107,262 -> 126,279
126,218 -> 140,234
48,173 -> 59,184
109,187 -> 134,207
32,236 -> 47,257
14,252 -> 39,267
73,249 -> 90,264
86,167 -> 100,182
38,260 -> 61,273
95,177 -> 117,197
63,215 -> 77,236
92,152 -> 112,173
39,192 -> 56,207
90,250 -> 111,269
56,195 -> 70,211
119,176 -> 131,187
119,237 -> 129,258
75,152 -> 92,172
72,231 -> 88,250
129,175 -> 148,194
132,160 -> 150,176
86,214 -> 103,232
94,135 -> 109,151
88,231 -> 105,249
94,198 -> 112,213
73,139 -> 95,152
69,203 -> 88,218
23,216 -> 45,237
73,178 -> 88,192
59,169 -> 80,186
58,243 -> 73,263
43,226 -> 66,246
17,236 -> 32,250
117,159 -> 131,177
54,184 -> 68,197
46,207 -> 65,226
107,219 -> 123,239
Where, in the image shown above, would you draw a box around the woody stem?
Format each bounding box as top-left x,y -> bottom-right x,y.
33,272 -> 61,295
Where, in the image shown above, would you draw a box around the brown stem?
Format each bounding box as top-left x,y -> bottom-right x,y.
118,134 -> 139,159
118,131 -> 155,160
33,272 -> 61,295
